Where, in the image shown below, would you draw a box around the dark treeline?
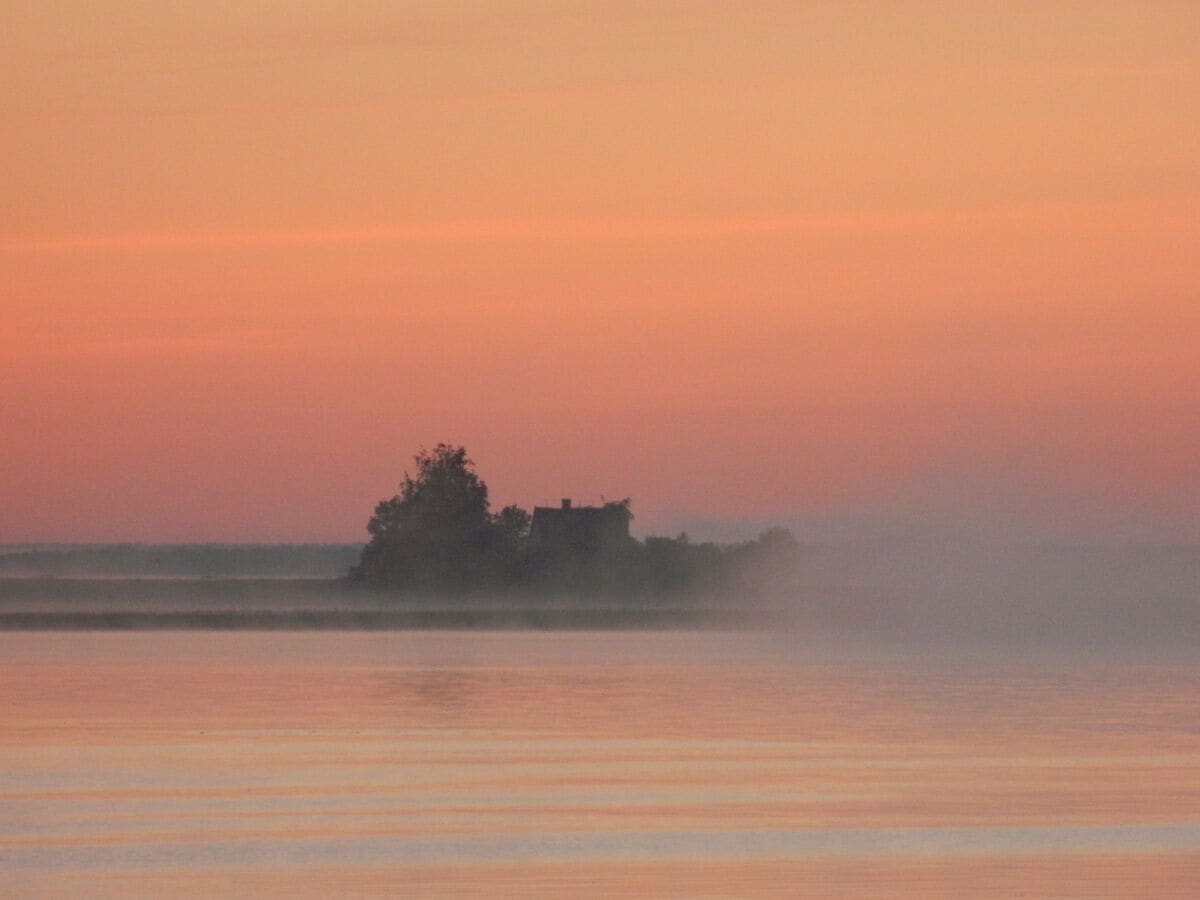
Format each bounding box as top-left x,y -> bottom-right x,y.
0,544 -> 360,578
350,444 -> 798,598
0,607 -> 748,631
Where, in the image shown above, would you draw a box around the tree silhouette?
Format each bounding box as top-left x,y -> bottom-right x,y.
352,444 -> 513,590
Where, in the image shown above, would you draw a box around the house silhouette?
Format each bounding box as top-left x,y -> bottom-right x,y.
529,499 -> 631,555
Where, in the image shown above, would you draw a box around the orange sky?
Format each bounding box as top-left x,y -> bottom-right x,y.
3,2 -> 1198,542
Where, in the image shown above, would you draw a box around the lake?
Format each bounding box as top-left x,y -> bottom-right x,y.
3,631 -> 1198,897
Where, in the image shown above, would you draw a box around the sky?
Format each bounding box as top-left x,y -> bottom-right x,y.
2,1 -> 1198,543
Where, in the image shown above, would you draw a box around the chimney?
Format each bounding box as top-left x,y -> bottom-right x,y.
561,498 -> 572,509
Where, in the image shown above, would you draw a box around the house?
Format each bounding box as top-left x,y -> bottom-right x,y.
528,498 -> 631,556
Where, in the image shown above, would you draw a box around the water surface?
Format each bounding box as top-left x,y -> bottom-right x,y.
3,632 -> 1198,897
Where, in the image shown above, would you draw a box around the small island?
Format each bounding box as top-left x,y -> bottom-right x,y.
350,443 -> 799,601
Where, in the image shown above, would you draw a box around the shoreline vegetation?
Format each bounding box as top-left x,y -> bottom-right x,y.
0,608 -> 753,631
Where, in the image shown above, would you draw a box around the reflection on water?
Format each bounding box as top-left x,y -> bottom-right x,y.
395,669 -> 481,715
2,632 -> 1199,897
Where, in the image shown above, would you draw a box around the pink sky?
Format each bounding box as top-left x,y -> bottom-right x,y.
2,2 -> 1198,541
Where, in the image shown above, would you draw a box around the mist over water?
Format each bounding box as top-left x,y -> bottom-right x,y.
3,535 -> 1197,895
1,535 -> 1196,656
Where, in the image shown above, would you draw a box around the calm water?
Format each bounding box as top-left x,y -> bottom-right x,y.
2,632 -> 1199,897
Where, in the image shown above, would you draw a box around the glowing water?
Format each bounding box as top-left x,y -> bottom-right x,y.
3,632 -> 1198,897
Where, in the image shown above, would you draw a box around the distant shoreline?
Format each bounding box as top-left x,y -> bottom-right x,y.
0,575 -> 755,630
0,608 -> 752,631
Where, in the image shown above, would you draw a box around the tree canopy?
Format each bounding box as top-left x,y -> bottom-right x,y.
351,444 -> 527,589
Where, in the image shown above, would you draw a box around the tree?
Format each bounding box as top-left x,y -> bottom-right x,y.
352,444 -> 523,590
493,504 -> 532,548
